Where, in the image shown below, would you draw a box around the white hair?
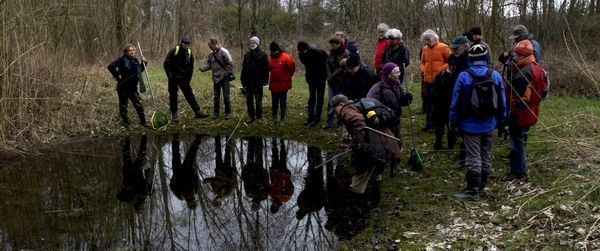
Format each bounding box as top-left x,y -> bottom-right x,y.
385,28 -> 403,39
421,29 -> 439,42
377,23 -> 390,31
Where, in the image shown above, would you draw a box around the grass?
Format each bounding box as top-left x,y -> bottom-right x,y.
3,64 -> 600,249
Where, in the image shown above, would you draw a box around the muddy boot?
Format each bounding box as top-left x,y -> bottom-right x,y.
137,111 -> 147,127
454,171 -> 480,201
195,110 -> 209,119
121,114 -> 130,127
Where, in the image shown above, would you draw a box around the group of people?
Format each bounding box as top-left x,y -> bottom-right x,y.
109,23 -> 547,202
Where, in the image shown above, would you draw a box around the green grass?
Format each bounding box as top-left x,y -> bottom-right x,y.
52,66 -> 600,249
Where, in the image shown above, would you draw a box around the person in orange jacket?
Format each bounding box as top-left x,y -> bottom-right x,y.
419,29 -> 451,132
268,42 -> 296,126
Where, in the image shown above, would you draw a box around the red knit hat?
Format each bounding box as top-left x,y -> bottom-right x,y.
513,40 -> 533,56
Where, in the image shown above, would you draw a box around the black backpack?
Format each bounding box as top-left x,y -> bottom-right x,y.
465,69 -> 502,119
355,97 -> 397,129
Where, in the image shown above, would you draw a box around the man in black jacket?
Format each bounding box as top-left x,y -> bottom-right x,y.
241,36 -> 269,124
298,41 -> 328,127
339,53 -> 380,101
107,43 -> 147,127
163,36 -> 209,122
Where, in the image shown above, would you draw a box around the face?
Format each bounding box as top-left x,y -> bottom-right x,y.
330,42 -> 340,50
181,42 -> 190,50
388,67 -> 401,80
125,46 -> 136,56
388,37 -> 400,46
249,42 -> 257,49
334,102 -> 344,115
349,65 -> 360,74
472,34 -> 482,42
208,42 -> 218,50
452,44 -> 469,56
378,29 -> 386,38
423,35 -> 434,46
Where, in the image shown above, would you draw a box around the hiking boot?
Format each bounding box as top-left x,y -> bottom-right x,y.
212,113 -> 219,120
121,116 -> 131,127
172,113 -> 180,122
246,117 -> 254,124
479,171 -> 489,197
255,117 -> 263,123
454,172 -> 481,201
279,119 -> 285,126
224,113 -> 231,120
195,111 -> 209,119
303,120 -> 312,127
271,118 -> 278,126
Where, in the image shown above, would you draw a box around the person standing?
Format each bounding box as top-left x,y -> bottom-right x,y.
323,36 -> 350,129
268,42 -> 296,126
169,134 -> 201,209
107,43 -> 148,127
163,36 -> 209,122
502,40 -> 547,181
374,23 -> 390,74
419,29 -> 451,132
241,36 -> 269,124
339,53 -> 380,101
450,44 -> 507,201
464,26 -> 493,67
200,38 -> 234,120
431,54 -> 459,150
297,41 -> 328,127
335,31 -> 359,55
381,28 -> 410,84
448,35 -> 472,169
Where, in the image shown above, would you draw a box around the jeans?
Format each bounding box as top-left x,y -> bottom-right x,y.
307,78 -> 326,122
463,131 -> 494,175
213,78 -> 231,115
325,82 -> 341,126
271,91 -> 287,120
423,84 -> 434,128
245,84 -> 263,119
117,87 -> 145,124
509,125 -> 529,175
168,78 -> 201,114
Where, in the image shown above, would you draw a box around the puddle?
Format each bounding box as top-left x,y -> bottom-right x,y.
0,134 -> 381,250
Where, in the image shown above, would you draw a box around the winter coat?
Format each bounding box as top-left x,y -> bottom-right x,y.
430,69 -> 458,125
298,46 -> 328,83
419,41 -> 451,84
327,47 -> 350,87
449,63 -> 507,134
374,38 -> 388,72
346,40 -> 359,55
340,64 -> 380,101
381,43 -> 410,83
163,47 -> 194,80
108,55 -> 145,91
241,47 -> 269,86
199,47 -> 234,83
366,80 -> 411,117
509,55 -> 546,127
268,52 -> 295,92
455,50 -> 470,74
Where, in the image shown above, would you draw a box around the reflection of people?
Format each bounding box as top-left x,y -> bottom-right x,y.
204,136 -> 237,207
242,137 -> 269,211
268,139 -> 294,214
296,146 -> 325,220
324,163 -> 381,239
169,134 -> 201,209
117,135 -> 153,213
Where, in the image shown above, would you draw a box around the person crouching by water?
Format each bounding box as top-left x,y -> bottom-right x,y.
331,94 -> 399,193
107,44 -> 148,127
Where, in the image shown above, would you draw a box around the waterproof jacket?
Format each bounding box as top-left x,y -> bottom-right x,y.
419,41 -> 451,84
298,46 -> 328,83
449,62 -> 507,134
381,43 -> 410,83
366,80 -> 411,117
340,64 -> 380,101
268,52 -> 295,92
455,50 -> 470,74
374,38 -> 388,72
509,56 -> 546,127
327,47 -> 350,87
241,47 -> 269,86
200,47 -> 234,83
108,55 -> 145,91
163,46 -> 194,81
430,69 -> 458,125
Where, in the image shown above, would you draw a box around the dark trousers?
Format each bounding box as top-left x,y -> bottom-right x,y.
271,91 -> 287,120
423,84 -> 434,128
117,88 -> 145,124
213,78 -> 231,115
307,79 -> 326,122
245,84 -> 263,119
434,123 -> 457,149
168,78 -> 201,114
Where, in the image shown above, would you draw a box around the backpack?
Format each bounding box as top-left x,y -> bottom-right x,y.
174,46 -> 192,60
465,69 -> 503,119
355,97 -> 397,129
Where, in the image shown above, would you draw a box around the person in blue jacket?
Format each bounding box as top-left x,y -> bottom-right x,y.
449,44 -> 507,201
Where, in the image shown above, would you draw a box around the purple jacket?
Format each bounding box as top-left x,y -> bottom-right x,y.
366,80 -> 410,116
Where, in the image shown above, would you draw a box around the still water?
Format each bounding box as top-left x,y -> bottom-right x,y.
0,134 -> 381,250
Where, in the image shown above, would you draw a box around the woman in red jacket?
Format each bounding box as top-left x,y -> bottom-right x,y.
268,42 -> 296,126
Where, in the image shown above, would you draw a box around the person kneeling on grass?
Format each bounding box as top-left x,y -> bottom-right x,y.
331,94 -> 398,194
268,41 -> 295,126
107,43 -> 148,127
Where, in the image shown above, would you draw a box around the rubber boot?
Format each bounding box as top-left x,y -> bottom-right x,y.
479,171 -> 489,197
137,111 -> 147,127
121,114 -> 130,127
454,171 -> 480,201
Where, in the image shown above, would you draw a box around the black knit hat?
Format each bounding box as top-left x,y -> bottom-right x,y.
468,44 -> 488,61
346,53 -> 361,68
469,26 -> 482,35
270,41 -> 281,52
297,41 -> 309,51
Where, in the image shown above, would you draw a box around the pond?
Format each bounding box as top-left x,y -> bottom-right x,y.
0,134 -> 382,250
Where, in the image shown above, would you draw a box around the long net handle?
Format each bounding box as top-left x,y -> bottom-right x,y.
137,41 -> 157,109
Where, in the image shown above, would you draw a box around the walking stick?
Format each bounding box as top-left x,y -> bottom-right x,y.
137,41 -> 169,129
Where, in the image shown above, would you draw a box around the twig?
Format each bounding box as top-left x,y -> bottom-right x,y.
0,42 -> 46,77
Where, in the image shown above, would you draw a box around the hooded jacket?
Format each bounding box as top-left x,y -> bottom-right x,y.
268,52 -> 296,92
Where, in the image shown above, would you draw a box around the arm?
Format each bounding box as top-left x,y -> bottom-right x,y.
199,53 -> 211,72
287,54 -> 296,75
221,48 -> 234,72
107,57 -> 121,81
419,47 -> 426,74
401,46 -> 410,67
449,73 -> 465,124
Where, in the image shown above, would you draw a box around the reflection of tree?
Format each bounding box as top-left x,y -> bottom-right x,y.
169,134 -> 201,209
117,135 -> 152,213
203,136 -> 237,208
268,139 -> 294,214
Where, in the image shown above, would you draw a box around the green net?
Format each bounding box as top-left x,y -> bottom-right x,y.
408,148 -> 424,172
151,110 -> 169,130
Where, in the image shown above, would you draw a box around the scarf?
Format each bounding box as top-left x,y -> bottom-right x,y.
123,55 -> 146,92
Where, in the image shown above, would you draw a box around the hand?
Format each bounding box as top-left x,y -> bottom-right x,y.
140,56 -> 147,64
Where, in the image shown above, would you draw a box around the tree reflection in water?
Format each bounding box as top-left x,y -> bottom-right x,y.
0,134 -> 382,250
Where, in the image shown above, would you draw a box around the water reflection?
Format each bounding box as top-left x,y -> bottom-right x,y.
0,134 -> 383,250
